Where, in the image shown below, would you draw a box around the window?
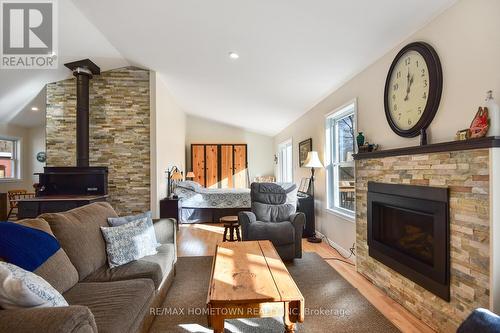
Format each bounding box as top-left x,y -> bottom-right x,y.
0,138 -> 20,180
277,139 -> 293,183
325,101 -> 356,218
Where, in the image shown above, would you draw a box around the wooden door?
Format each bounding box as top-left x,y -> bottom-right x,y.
205,145 -> 219,188
233,145 -> 247,188
220,145 -> 234,188
192,145 -> 205,186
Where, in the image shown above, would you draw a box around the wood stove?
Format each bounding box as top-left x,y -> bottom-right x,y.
367,182 -> 450,301
17,59 -> 109,219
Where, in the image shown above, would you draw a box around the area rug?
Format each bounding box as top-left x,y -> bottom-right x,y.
149,253 -> 400,333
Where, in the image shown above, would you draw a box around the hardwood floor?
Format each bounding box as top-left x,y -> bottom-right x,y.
177,223 -> 435,333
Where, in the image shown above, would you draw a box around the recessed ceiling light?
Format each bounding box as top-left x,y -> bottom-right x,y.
31,107 -> 39,111
228,52 -> 239,59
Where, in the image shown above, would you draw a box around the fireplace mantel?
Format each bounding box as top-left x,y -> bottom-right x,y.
353,136 -> 500,160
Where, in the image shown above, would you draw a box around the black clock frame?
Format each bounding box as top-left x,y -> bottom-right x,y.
384,42 -> 443,138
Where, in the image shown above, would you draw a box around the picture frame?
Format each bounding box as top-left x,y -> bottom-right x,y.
298,177 -> 311,193
299,138 -> 312,167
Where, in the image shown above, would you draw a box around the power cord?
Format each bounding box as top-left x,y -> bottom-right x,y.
320,235 -> 356,266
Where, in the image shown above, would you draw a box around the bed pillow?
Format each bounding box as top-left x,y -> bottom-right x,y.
0,262 -> 68,309
107,211 -> 159,251
101,217 -> 158,268
177,180 -> 202,191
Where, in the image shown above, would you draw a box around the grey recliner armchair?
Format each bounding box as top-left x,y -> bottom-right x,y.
238,183 -> 305,261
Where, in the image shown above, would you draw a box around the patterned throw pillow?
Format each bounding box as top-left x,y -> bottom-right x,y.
0,262 -> 68,309
108,211 -> 160,252
101,217 -> 158,268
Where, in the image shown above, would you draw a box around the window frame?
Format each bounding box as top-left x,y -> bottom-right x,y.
277,138 -> 293,183
0,136 -> 21,182
325,99 -> 357,220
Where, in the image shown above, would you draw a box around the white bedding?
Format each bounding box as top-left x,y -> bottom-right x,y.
174,181 -> 251,209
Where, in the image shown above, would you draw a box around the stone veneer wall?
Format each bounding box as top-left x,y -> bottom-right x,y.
46,67 -> 150,215
356,149 -> 490,332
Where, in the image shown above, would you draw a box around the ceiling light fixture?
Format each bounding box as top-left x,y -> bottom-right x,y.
228,52 -> 239,59
31,107 -> 39,111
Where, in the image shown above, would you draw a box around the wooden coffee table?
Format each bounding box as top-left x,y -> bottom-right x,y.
207,240 -> 304,332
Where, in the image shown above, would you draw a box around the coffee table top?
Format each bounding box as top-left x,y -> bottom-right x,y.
208,240 -> 304,305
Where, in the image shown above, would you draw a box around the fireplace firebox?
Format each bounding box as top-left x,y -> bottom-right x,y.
367,182 -> 450,301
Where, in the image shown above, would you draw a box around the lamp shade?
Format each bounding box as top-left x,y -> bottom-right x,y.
304,151 -> 324,168
186,171 -> 195,178
171,171 -> 183,180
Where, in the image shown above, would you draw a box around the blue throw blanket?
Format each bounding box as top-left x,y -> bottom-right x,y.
458,308 -> 500,333
0,222 -> 60,271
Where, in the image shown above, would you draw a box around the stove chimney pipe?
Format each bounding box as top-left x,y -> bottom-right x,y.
64,59 -> 100,167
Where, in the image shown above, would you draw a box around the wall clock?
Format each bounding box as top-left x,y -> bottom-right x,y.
36,151 -> 46,163
384,42 -> 443,138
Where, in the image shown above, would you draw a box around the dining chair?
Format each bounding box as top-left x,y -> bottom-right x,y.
7,189 -> 35,220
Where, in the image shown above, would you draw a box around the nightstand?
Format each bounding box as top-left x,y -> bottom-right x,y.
159,198 -> 180,225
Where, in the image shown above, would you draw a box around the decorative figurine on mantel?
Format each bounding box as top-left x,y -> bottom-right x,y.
456,90 -> 498,141
469,107 -> 489,139
357,132 -> 379,153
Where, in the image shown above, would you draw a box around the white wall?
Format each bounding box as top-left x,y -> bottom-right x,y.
185,115 -> 275,182
0,123 -> 39,194
150,71 -> 187,218
274,0 -> 500,253
28,126 -> 46,184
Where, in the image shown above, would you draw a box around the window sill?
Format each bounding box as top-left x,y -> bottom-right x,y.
0,178 -> 22,183
325,208 -> 355,222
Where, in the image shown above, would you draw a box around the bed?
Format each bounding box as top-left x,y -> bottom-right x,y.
174,181 -> 251,223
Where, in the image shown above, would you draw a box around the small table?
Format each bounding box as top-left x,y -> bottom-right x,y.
220,215 -> 241,242
207,241 -> 304,332
17,195 -> 107,219
159,198 -> 180,230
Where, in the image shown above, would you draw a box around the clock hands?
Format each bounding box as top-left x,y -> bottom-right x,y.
404,68 -> 414,101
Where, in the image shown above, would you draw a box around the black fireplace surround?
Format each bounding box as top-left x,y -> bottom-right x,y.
367,182 -> 450,301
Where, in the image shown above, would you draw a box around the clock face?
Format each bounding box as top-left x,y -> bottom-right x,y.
387,50 -> 430,131
384,42 -> 442,138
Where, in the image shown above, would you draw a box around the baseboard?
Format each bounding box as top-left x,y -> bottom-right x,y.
315,230 -> 356,264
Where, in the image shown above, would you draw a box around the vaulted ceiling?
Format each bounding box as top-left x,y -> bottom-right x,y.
0,0 -> 127,128
2,0 -> 457,134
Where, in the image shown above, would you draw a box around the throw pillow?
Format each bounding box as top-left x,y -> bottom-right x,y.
0,262 -> 68,309
108,211 -> 160,251
101,217 -> 158,268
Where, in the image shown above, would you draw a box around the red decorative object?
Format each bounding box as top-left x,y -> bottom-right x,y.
469,107 -> 489,139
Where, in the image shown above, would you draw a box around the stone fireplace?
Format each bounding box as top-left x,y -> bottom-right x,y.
367,182 -> 450,301
354,138 -> 500,332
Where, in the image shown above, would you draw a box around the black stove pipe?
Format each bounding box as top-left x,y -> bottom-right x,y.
75,69 -> 91,167
64,59 -> 100,167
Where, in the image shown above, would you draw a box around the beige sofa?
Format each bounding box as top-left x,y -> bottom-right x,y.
0,202 -> 177,333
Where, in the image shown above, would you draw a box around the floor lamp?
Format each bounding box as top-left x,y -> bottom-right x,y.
304,151 -> 323,243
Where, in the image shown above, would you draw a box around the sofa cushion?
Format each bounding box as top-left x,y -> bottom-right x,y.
83,244 -> 176,290
39,202 -> 119,281
63,279 -> 154,333
247,221 -> 295,246
252,202 -> 296,222
139,244 -> 176,288
16,219 -> 79,294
